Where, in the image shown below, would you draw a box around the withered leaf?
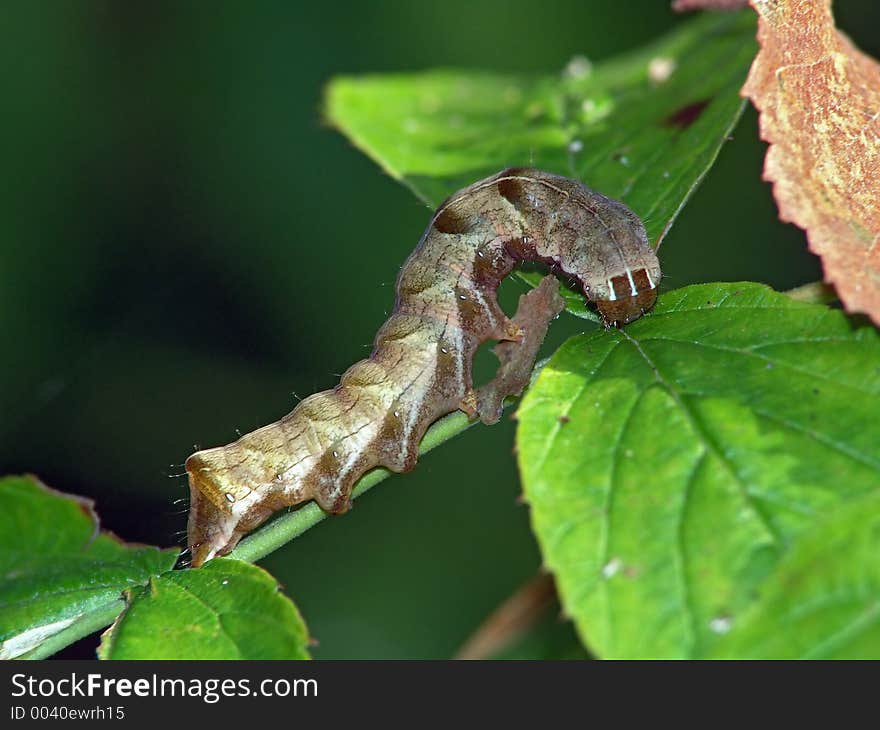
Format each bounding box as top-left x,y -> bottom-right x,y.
742,0 -> 880,324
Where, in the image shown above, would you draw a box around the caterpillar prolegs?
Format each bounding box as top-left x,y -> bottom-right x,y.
186,168 -> 661,566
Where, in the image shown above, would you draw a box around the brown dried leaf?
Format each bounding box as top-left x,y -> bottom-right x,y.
742,0 -> 880,324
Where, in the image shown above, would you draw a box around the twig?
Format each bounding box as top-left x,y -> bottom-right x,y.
17,601 -> 125,660
454,573 -> 558,660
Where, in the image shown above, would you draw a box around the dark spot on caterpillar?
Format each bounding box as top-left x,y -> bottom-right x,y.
497,177 -> 527,208
433,206 -> 470,234
664,99 -> 711,129
558,415 -> 570,424
496,167 -> 532,208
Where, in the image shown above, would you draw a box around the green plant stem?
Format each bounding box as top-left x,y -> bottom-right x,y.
19,601 -> 125,660
231,408 -> 481,564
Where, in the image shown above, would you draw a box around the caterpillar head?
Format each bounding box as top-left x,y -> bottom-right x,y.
594,268 -> 660,326
584,195 -> 661,326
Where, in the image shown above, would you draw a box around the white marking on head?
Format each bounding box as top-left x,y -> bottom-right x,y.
606,279 -> 617,301
645,270 -> 656,290
625,268 -> 638,296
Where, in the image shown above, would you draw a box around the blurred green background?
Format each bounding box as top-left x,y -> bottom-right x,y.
2,0 -> 878,659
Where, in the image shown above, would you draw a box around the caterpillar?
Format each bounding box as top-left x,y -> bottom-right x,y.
185,167 -> 661,567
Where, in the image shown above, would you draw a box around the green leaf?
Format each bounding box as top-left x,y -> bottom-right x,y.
515,283 -> 880,659
326,11 -> 756,246
0,475 -> 178,659
98,558 -> 311,659
710,489 -> 880,659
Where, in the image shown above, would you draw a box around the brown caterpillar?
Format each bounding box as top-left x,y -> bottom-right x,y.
186,168 -> 661,566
